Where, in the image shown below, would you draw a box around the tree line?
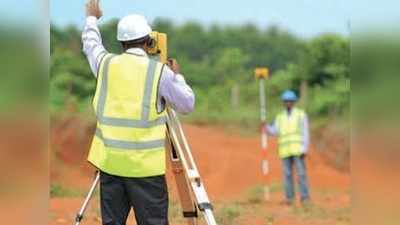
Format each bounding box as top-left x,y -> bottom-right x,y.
50,18 -> 349,125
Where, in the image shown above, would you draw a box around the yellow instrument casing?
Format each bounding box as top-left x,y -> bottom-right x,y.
254,67 -> 269,79
148,32 -> 168,64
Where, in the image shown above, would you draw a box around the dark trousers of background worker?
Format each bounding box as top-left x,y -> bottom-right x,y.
100,171 -> 169,225
282,155 -> 310,203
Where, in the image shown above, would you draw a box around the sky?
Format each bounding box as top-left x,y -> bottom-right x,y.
1,1 -> 399,37
49,0 -> 351,37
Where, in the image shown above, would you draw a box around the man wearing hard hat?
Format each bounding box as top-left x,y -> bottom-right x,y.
82,1 -> 195,224
267,90 -> 310,205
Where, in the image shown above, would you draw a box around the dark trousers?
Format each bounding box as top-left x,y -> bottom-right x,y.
100,171 -> 169,225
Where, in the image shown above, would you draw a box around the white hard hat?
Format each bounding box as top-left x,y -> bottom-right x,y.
117,14 -> 152,41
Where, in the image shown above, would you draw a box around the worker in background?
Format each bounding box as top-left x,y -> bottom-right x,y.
266,90 -> 310,205
82,0 -> 195,224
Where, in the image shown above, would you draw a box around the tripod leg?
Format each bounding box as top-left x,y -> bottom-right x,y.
166,132 -> 197,225
74,171 -> 100,225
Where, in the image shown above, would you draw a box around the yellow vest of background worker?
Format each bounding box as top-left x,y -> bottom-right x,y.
275,107 -> 305,158
88,53 -> 167,177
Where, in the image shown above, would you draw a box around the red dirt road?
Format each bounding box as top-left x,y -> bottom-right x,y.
182,125 -> 349,200
50,121 -> 350,225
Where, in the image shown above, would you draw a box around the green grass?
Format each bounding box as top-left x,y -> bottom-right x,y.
246,183 -> 284,204
246,184 -> 265,204
168,199 -> 185,223
289,202 -> 350,223
290,203 -> 329,219
167,198 -> 349,225
269,182 -> 284,193
168,201 -> 243,225
263,214 -> 275,225
216,203 -> 242,225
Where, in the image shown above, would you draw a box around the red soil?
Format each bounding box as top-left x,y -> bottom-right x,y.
50,120 -> 350,225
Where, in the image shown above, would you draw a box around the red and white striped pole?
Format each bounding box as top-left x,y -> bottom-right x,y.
255,67 -> 270,201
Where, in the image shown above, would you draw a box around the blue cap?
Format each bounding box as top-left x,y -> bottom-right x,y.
281,90 -> 298,101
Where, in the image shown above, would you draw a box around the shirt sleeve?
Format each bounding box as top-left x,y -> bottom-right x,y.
301,114 -> 310,154
81,16 -> 108,77
157,66 -> 195,114
266,120 -> 279,136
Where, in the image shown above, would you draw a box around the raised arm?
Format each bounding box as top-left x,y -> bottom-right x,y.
82,0 -> 108,77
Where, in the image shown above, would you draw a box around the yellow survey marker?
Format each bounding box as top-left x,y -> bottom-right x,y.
148,31 -> 168,63
254,67 -> 269,79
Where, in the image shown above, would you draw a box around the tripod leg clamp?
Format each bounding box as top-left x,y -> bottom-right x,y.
183,210 -> 198,218
198,202 -> 213,211
75,214 -> 83,222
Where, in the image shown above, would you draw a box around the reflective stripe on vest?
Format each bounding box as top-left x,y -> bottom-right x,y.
276,108 -> 304,158
95,128 -> 165,150
88,53 -> 167,177
96,55 -> 167,130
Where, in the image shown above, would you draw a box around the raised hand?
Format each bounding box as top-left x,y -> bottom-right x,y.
86,0 -> 102,19
167,58 -> 180,74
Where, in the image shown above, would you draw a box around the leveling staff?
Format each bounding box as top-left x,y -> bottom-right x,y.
82,1 -> 195,224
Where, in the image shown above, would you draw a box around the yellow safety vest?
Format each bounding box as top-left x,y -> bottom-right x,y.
275,108 -> 305,158
88,53 -> 167,177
